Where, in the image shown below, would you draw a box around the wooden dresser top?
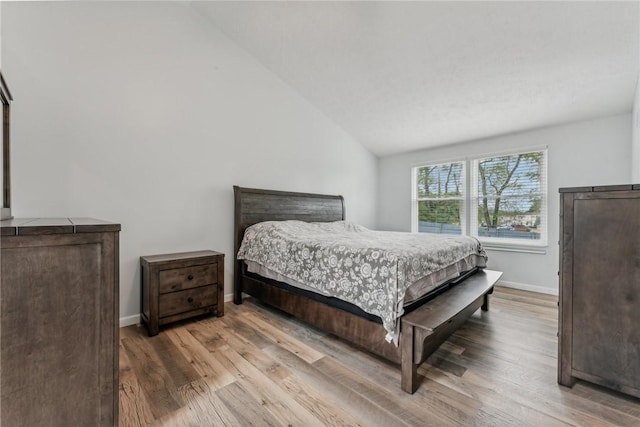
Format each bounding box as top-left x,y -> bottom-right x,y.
0,217 -> 121,236
559,184 -> 640,193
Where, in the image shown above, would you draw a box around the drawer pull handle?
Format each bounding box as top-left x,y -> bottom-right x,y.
187,275 -> 194,281
187,297 -> 194,303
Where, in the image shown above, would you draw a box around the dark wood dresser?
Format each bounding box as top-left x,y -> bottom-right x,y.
1,218 -> 120,426
141,250 -> 224,336
559,185 -> 640,398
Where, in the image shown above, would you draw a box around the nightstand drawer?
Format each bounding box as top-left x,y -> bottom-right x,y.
159,286 -> 218,318
159,263 -> 217,293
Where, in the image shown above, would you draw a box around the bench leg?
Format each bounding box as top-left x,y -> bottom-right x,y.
481,292 -> 490,311
401,325 -> 418,394
476,293 -> 489,311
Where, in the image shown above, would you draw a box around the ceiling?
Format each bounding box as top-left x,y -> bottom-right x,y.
194,1 -> 640,157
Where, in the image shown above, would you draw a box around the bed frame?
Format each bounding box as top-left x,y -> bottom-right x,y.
233,185 -> 502,393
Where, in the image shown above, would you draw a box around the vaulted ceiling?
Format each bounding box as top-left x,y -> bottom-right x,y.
194,1 -> 639,157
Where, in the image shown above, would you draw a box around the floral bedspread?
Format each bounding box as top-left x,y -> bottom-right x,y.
237,220 -> 487,343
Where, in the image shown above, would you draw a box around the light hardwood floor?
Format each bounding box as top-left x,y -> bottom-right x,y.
119,287 -> 640,426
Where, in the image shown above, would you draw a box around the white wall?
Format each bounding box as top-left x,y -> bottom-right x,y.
633,74 -> 640,183
2,2 -> 378,324
378,115 -> 632,293
0,3 -> 2,69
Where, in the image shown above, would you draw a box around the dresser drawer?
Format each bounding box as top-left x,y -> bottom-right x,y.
159,285 -> 218,318
159,263 -> 217,293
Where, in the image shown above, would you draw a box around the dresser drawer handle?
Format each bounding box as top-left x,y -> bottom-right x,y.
187,274 -> 194,281
187,297 -> 194,303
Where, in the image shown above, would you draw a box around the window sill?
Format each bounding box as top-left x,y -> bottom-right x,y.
480,241 -> 548,254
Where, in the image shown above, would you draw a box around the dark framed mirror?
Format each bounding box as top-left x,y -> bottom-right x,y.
1,71 -> 13,220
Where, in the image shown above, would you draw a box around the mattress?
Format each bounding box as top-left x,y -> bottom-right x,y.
237,220 -> 488,343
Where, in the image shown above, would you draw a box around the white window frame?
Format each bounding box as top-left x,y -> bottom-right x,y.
411,147 -> 548,253
411,160 -> 466,234
470,148 -> 548,251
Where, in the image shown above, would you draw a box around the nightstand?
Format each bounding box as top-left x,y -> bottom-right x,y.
140,250 -> 224,336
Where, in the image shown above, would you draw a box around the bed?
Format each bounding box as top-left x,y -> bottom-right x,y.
233,185 -> 502,393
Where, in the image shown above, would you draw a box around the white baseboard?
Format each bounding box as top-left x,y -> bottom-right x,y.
119,314 -> 140,328
497,280 -> 558,296
119,293 -> 236,328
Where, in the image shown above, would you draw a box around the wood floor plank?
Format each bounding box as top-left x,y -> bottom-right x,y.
121,334 -> 184,420
413,373 -> 480,413
422,366 -> 571,427
240,299 -> 404,388
459,368 -> 616,427
419,319 -> 639,425
238,299 -> 474,425
217,310 -> 366,426
119,288 -> 640,426
203,314 -> 274,350
163,327 -> 236,390
262,343 -> 414,427
313,356 -> 465,426
569,382 -> 640,418
148,332 -> 202,387
462,354 -> 640,426
494,286 -> 558,307
239,310 -> 325,363
439,340 -> 466,355
150,411 -> 194,427
215,381 -> 282,427
211,344 -> 326,427
174,379 -> 241,427
119,343 -> 156,427
277,374 -> 366,427
213,318 -> 292,383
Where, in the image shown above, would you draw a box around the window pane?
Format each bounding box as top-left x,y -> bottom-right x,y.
472,149 -> 546,244
416,163 -> 463,198
418,200 -> 462,235
477,153 -> 542,197
476,196 -> 542,240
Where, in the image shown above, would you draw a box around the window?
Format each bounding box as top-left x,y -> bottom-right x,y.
412,148 -> 547,249
471,150 -> 547,246
412,161 -> 465,235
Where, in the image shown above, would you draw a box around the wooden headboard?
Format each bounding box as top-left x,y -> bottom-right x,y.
233,185 -> 345,303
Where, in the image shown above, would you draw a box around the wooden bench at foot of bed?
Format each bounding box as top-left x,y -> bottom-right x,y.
401,269 -> 502,393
